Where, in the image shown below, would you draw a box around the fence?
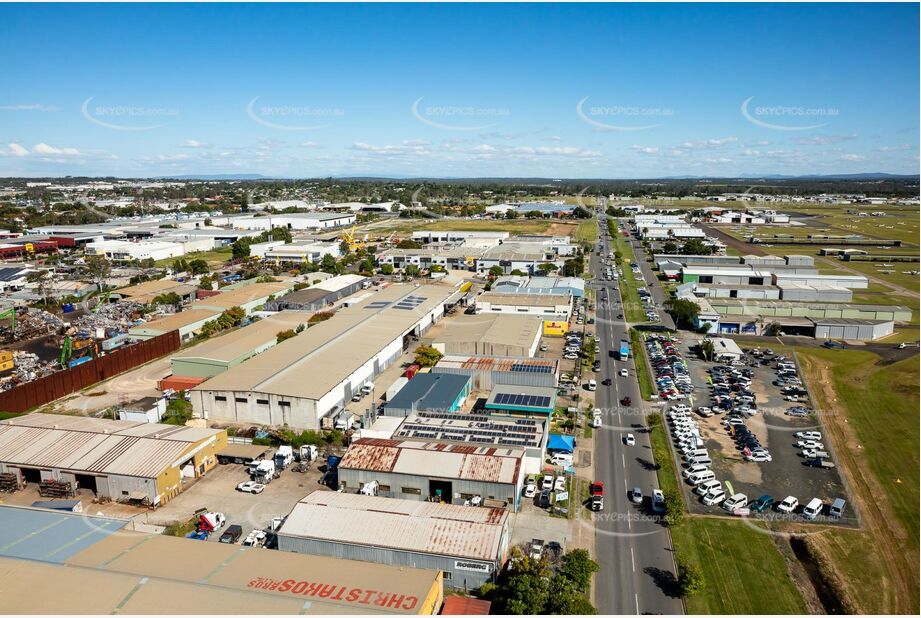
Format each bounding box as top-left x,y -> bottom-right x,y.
0,330 -> 180,413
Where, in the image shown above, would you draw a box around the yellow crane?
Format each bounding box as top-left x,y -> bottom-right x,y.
340,225 -> 368,253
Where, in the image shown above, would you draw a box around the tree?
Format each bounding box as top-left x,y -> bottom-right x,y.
664,298 -> 699,328
276,329 -> 297,344
505,209 -> 520,219
558,549 -> 599,591
681,238 -> 713,256
396,239 -> 422,249
488,265 -> 504,278
662,241 -> 678,254
162,396 -> 193,425
677,557 -> 705,597
403,264 -> 420,278
84,255 -> 112,293
697,321 -> 713,334
546,578 -> 597,615
487,548 -> 551,615
699,337 -> 715,361
232,238 -> 251,259
663,488 -> 685,526
413,345 -> 443,368
536,262 -> 559,275
308,311 -> 334,324
572,205 -> 593,219
172,257 -> 190,274
380,263 -> 394,275
319,254 -> 340,274
765,321 -> 783,336
525,210 -> 543,219
188,259 -> 209,275
152,292 -> 182,307
510,269 -> 525,276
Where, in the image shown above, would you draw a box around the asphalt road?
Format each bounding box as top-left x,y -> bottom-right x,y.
593,216 -> 684,615
629,237 -> 677,331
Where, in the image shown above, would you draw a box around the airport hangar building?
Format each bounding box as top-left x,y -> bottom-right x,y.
191,284 -> 462,430
0,413 -> 227,506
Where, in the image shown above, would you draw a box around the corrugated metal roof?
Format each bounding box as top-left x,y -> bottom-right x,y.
340,438 -> 522,484
0,414 -> 223,478
278,492 -> 507,561
433,314 -> 542,348
435,354 -> 557,373
171,312 -> 308,364
478,292 -> 570,307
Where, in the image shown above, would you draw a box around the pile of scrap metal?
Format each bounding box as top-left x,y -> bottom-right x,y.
0,351 -> 59,391
0,309 -> 63,344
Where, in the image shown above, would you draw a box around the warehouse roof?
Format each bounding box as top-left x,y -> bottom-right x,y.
340,438 -> 523,484
485,384 -> 557,414
313,273 -> 367,292
393,412 -> 544,448
279,492 -> 508,562
809,317 -> 893,326
190,280 -> 294,310
385,373 -> 471,412
709,299 -> 911,312
706,337 -> 744,358
171,312 -> 308,364
434,354 -> 558,374
434,314 -> 542,349
0,414 -> 224,478
133,308 -> 220,333
0,506 -> 441,615
195,284 -> 461,401
478,292 -> 571,307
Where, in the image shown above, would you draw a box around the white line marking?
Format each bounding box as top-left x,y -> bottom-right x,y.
635,593 -> 640,614
631,547 -> 636,572
621,452 -> 626,467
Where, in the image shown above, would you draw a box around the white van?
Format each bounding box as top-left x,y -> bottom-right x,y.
682,448 -> 709,459
587,380 -> 597,391
802,498 -> 824,520
828,498 -> 846,518
551,453 -> 573,466
687,455 -> 712,466
687,470 -> 716,485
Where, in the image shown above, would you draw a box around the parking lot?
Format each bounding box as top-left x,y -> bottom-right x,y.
665,339 -> 855,526
141,459 -> 329,540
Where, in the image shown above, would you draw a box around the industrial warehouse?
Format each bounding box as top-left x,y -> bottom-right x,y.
191,284 -> 462,429
277,492 -> 510,590
337,437 -> 526,511
0,414 -> 227,506
0,505 -> 444,614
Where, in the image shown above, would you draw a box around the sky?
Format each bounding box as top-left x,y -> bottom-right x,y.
0,2 -> 918,179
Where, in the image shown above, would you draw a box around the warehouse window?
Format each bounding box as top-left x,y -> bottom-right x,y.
256,399 -> 269,405
402,487 -> 421,495
214,396 -> 227,402
379,485 -> 391,492
235,397 -> 247,403
278,401 -> 291,407
443,572 -> 452,581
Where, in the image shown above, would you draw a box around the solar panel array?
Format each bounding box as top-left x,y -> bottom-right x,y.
491,392 -> 552,408
394,411 -> 543,447
509,363 -> 553,374
364,301 -> 391,310
393,295 -> 427,311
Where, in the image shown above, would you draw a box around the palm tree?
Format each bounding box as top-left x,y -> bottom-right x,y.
700,338 -> 715,362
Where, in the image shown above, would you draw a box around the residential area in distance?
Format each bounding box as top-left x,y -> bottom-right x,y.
0,174 -> 917,615
1,2 -> 918,616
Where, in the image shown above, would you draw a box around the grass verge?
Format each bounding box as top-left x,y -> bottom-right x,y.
607,220 -> 647,323
629,328 -> 655,400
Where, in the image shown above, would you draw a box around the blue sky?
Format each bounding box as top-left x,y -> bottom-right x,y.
0,2 -> 918,178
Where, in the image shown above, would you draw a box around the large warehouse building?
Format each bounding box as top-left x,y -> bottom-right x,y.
337,437 -> 526,511
191,284 -> 462,429
277,492 -> 510,590
0,505 -> 443,614
432,314 -> 542,358
0,414 -> 227,506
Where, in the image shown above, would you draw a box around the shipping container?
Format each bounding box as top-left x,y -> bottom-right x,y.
403,364 -> 421,379
101,334 -> 129,351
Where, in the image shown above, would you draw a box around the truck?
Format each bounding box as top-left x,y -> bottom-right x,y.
274,446 -> 294,470
298,445 -> 318,462
619,339 -> 630,361
197,511 -> 226,535
334,411 -> 357,431
250,459 -> 277,483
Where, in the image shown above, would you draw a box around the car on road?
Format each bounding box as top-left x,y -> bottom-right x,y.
541,474 -> 555,491
592,415 -> 602,428
776,496 -> 799,513
624,433 -> 635,446
590,481 -> 604,511
750,495 -> 774,513
723,493 -> 748,512
619,368 -> 628,377
629,486 -> 643,504
236,481 -> 266,494
524,478 -> 537,498
602,378 -> 612,386
620,396 -> 632,406
702,490 -> 727,506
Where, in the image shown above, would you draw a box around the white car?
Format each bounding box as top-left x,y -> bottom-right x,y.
624,433 -> 635,446
745,451 -> 772,462
554,476 -> 567,492
592,415 -> 602,428
524,479 -> 537,498
563,353 -> 579,360
651,489 -> 666,513
236,481 -> 266,494
702,490 -> 727,506
541,474 -> 555,491
242,529 -> 267,547
682,464 -> 710,479
695,479 -> 722,496
796,431 -> 822,441
796,440 -> 825,450
619,368 -> 628,377
723,493 -> 748,511
776,496 -> 799,513
593,408 -> 602,417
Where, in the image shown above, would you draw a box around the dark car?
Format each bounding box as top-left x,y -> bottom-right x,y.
751,495 -> 773,512
219,524 -> 243,544
602,378 -> 612,386
538,489 -> 552,508
621,397 -> 632,406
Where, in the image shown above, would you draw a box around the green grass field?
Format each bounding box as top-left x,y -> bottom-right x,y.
155,247 -> 232,268
672,519 -> 808,614
573,219 -> 599,244
647,415 -> 679,496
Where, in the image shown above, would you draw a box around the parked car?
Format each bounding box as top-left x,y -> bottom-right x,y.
776,496 -> 799,513
219,524 -> 244,544
524,478 -> 537,498
694,479 -> 722,496
590,481 -> 604,512
703,490 -> 727,506
723,493 -> 748,512
750,495 -> 773,513
651,489 -> 665,513
236,481 -> 266,494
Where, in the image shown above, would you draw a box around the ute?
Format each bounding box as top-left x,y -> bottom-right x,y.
589,481 -> 604,511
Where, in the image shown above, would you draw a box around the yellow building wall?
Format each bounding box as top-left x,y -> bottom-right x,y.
417,572 -> 445,615
543,320 -> 569,337
155,430 -> 228,505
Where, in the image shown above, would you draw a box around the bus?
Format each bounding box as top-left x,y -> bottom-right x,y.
619,339 -> 630,361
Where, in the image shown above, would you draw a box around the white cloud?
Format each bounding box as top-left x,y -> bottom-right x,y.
877,144 -> 912,152
8,143 -> 29,157
793,134 -> 857,146
543,135 -> 562,141
33,143 -> 82,156
0,104 -> 60,112
180,139 -> 209,148
631,146 -> 659,155
299,141 -> 321,148
840,153 -> 863,161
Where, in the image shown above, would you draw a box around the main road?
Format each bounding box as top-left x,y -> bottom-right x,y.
592,215 -> 684,615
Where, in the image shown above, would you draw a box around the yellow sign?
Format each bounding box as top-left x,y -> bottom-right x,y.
24,243 -> 34,253
543,320 -> 569,337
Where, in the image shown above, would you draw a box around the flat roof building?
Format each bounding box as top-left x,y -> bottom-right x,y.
192,284 -> 461,429
484,384 -> 557,416
382,373 -> 472,418
432,314 -> 543,358
0,505 -> 443,614
705,336 -> 744,361
475,292 -> 572,320
129,308 -> 221,342
110,279 -> 197,304
337,437 -> 526,511
432,354 -> 558,390
0,413 -> 227,506
277,492 -> 510,590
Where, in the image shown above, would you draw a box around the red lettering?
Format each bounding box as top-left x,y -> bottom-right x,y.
346,589 -> 361,602
403,596 -> 419,610
277,579 -> 296,593
386,594 -> 405,609
330,586 -> 347,601
359,590 -> 377,604
291,581 -> 309,595
316,584 -> 337,598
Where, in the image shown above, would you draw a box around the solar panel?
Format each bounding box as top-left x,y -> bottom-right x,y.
510,363 -> 553,374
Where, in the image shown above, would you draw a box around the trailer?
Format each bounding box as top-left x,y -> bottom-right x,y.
215,444 -> 271,465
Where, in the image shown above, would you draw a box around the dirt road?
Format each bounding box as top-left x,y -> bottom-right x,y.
47,356 -> 172,414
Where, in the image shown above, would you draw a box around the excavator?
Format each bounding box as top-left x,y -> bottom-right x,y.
0,307 -> 16,329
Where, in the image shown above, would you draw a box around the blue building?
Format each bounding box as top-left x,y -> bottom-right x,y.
382,373 -> 472,417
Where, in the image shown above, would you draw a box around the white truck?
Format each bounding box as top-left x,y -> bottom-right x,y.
299,445 -> 318,462
274,446 -> 294,470
251,459 -> 277,483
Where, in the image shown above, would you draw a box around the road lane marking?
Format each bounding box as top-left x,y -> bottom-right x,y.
622,452 -> 626,467
635,593 -> 639,614
631,547 -> 636,572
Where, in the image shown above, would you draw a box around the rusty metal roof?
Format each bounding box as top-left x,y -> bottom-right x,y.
278,492 -> 508,561
339,438 -> 523,485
